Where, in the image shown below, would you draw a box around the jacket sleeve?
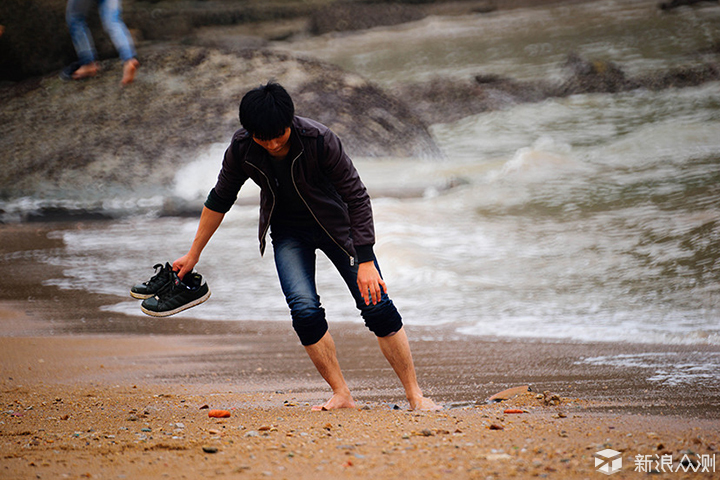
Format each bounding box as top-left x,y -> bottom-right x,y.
320,130 -> 376,263
204,138 -> 250,214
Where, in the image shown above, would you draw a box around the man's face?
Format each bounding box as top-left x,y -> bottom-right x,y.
253,127 -> 292,158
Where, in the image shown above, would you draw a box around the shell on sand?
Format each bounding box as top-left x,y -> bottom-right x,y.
487,385 -> 531,403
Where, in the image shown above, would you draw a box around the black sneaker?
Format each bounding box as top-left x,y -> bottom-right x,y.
130,262 -> 173,299
140,271 -> 211,317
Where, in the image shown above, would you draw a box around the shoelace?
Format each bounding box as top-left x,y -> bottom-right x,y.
153,272 -> 180,299
156,271 -> 200,298
145,263 -> 166,284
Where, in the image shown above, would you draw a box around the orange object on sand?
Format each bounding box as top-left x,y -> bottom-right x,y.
208,409 -> 231,418
503,409 -> 526,414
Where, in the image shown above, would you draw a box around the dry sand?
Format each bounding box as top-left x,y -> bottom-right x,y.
1,222 -> 719,479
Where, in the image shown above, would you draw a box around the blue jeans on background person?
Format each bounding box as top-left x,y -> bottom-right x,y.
271,223 -> 403,346
66,0 -> 136,65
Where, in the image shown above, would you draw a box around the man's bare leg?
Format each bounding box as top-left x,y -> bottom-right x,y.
377,327 -> 441,411
305,330 -> 356,411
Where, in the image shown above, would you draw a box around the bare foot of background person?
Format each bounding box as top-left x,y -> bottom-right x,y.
121,58 -> 139,85
72,62 -> 98,80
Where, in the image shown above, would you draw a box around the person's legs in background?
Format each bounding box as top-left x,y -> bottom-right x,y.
97,0 -> 139,84
65,0 -> 99,79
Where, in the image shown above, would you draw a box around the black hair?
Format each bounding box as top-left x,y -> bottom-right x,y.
239,82 -> 295,140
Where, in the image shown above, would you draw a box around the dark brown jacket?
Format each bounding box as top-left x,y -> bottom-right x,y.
205,116 -> 375,265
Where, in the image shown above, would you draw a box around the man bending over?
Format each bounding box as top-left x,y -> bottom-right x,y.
173,82 -> 440,411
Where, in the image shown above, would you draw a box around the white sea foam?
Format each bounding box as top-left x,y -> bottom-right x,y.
578,352 -> 720,387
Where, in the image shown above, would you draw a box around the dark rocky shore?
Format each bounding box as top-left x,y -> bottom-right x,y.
0,45 -> 439,201
393,50 -> 720,125
2,0 -> 719,208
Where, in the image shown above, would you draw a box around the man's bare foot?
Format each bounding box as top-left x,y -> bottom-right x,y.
311,392 -> 356,411
121,58 -> 139,85
72,62 -> 99,80
408,396 -> 442,411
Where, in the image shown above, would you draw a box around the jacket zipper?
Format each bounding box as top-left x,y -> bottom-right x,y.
290,150 -> 356,267
247,162 -> 276,255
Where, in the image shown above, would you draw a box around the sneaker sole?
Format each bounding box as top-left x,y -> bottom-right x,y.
130,291 -> 154,300
140,290 -> 211,317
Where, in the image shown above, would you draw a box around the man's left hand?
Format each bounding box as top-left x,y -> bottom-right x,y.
357,261 -> 387,305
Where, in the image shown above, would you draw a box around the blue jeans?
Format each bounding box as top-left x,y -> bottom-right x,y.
271,223 -> 403,346
66,0 -> 136,65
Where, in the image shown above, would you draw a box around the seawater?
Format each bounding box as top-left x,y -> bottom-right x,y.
43,81 -> 720,348
274,0 -> 720,85
19,0 -> 720,355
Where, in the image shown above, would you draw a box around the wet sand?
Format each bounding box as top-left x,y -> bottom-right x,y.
1,222 -> 719,479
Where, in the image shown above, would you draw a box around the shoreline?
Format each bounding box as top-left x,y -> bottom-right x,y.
4,288 -> 720,418
2,221 -> 720,478
2,222 -> 720,418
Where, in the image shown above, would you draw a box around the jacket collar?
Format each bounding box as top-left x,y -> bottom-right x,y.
244,124 -> 305,169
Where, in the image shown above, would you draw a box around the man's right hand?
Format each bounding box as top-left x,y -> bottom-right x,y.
173,206 -> 225,280
172,253 -> 199,280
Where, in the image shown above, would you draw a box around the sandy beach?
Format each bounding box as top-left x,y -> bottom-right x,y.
1,222 -> 719,479
2,0 -> 720,476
